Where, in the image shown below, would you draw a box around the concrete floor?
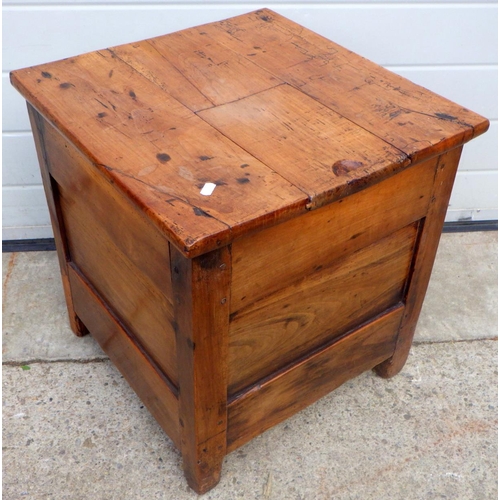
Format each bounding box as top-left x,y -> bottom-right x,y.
2,231 -> 498,499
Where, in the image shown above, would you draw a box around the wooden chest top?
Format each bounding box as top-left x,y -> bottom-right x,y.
11,8 -> 489,257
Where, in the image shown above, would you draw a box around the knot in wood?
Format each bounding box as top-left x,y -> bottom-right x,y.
332,160 -> 364,176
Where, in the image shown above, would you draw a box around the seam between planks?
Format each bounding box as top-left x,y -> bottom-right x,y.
210,12 -> 414,155
227,302 -> 405,405
208,11 -> 481,164
103,49 -> 314,207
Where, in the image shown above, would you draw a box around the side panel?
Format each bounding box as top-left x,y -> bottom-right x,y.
227,306 -> 404,452
38,113 -> 177,385
229,223 -> 419,395
231,157 -> 436,313
68,265 -> 180,449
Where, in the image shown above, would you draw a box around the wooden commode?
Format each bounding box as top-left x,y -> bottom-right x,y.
11,9 -> 489,493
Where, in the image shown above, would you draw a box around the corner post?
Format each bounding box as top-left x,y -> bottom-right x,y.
27,103 -> 87,336
375,146 -> 463,378
170,244 -> 231,494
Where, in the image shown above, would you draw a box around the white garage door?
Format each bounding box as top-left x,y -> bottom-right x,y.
3,0 -> 497,240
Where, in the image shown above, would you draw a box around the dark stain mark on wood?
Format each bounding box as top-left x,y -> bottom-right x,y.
109,70 -> 114,78
350,232 -> 363,240
198,251 -> 219,270
41,71 -> 52,79
129,90 -> 137,100
193,207 -> 214,218
245,173 -> 251,176
59,82 -> 74,89
259,14 -> 272,22
199,155 -> 214,161
169,127 -> 177,130
97,112 -> 107,118
240,164 -> 249,168
253,46 -> 261,50
435,112 -> 458,122
156,153 -> 171,163
186,338 -> 196,351
313,264 -> 323,272
389,110 -> 402,119
332,160 -> 364,176
247,53 -> 257,56
236,177 -> 250,184
36,79 -> 42,83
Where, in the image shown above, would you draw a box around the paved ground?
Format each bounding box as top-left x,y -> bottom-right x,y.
2,231 -> 498,499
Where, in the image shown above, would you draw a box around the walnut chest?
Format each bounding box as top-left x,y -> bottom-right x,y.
11,9 -> 489,493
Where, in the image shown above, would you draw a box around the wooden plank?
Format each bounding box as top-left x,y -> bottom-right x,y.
204,9 -> 489,162
68,264 -> 180,449
41,116 -> 174,305
111,28 -> 281,111
375,147 -> 464,378
27,104 -> 86,336
228,223 -> 418,395
198,83 -> 409,209
227,305 -> 404,452
11,49 -> 307,258
170,245 -> 231,494
231,156 -> 436,313
109,40 -> 212,113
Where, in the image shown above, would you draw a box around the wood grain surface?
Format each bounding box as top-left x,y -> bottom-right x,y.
38,114 -> 178,385
231,156 -> 436,313
228,223 -> 418,395
203,9 -> 489,162
42,115 -> 174,304
10,49 -> 306,257
198,83 -> 408,209
110,30 -> 281,111
171,245 -> 231,494
227,305 -> 404,452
